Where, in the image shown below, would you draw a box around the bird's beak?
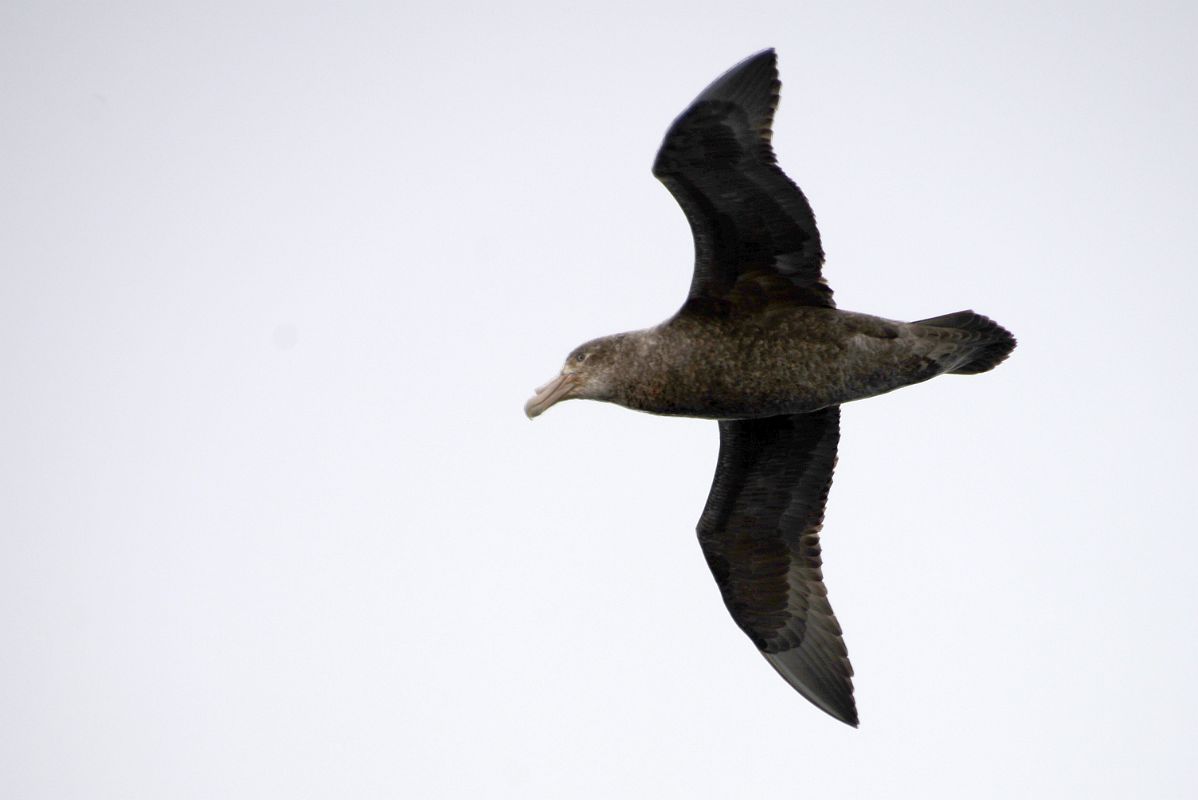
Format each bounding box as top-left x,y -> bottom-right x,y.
524,373 -> 577,419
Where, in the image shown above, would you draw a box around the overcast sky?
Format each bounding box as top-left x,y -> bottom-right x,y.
3,1 -> 1197,798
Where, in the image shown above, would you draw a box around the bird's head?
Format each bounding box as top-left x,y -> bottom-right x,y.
524,334 -> 630,419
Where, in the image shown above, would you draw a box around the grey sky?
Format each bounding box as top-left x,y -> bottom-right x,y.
3,1 -> 1196,797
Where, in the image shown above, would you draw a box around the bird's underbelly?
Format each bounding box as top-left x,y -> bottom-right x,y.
627,329 -> 941,419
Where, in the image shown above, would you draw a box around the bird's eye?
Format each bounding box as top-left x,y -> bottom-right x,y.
574,352 -> 587,363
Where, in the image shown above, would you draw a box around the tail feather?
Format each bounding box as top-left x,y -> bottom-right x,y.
915,310 -> 1016,375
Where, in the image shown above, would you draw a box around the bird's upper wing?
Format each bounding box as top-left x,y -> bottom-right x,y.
653,49 -> 833,312
696,408 -> 856,726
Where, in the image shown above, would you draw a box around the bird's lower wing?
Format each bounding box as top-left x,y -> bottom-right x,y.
696,408 -> 857,726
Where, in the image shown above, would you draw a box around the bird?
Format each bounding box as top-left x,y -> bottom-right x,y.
523,49 -> 1015,727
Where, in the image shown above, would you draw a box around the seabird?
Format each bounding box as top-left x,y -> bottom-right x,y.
524,49 -> 1015,727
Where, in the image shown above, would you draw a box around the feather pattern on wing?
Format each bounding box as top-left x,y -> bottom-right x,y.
653,50 -> 833,313
696,407 -> 857,726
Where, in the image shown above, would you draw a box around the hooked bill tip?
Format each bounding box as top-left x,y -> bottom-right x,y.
524,373 -> 574,419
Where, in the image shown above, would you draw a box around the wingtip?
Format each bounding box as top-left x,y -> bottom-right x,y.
707,48 -> 777,86
751,48 -> 778,72
830,707 -> 859,728
688,49 -> 781,133
735,47 -> 778,76
828,703 -> 860,728
762,648 -> 859,728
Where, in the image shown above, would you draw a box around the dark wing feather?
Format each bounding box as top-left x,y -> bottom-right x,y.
653,49 -> 832,311
696,408 -> 857,726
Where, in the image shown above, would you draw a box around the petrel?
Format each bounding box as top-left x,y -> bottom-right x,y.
524,49 -> 1015,726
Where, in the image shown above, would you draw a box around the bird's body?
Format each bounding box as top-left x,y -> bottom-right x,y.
572,307 -> 1005,419
525,49 -> 1015,727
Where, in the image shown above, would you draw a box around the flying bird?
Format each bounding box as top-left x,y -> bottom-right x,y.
524,49 -> 1015,726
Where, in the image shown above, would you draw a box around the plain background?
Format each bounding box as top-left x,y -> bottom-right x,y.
3,1 -> 1197,797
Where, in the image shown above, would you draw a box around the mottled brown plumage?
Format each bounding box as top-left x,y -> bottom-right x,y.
525,49 -> 1015,726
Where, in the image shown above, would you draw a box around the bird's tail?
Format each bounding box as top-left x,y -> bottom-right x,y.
914,310 -> 1017,375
